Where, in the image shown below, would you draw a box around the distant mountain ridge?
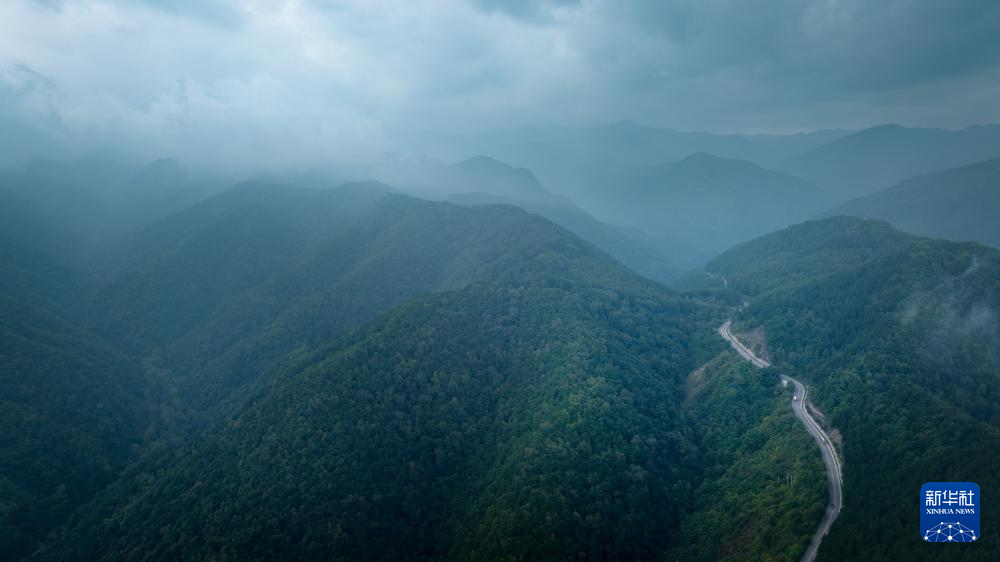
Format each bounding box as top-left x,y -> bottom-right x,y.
392,121 -> 852,205
782,123 -> 1000,199
601,152 -> 832,266
372,153 -> 564,205
824,157 -> 1000,248
370,153 -> 683,282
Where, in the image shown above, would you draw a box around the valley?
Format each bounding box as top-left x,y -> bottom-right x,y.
3,4 -> 1000,559
720,320 -> 842,562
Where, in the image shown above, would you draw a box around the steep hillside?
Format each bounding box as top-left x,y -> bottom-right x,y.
0,206 -> 153,562
826,157 -> 1000,248
708,217 -> 1000,561
34,214 -> 828,561
783,124 -> 1000,199
6,178 -> 837,562
37,198 -> 717,561
370,153 -> 683,281
669,355 -> 826,562
13,171 -> 997,562
447,192 -> 681,283
88,183 -> 667,414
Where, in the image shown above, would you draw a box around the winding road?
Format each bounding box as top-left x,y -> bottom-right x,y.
719,321 -> 843,562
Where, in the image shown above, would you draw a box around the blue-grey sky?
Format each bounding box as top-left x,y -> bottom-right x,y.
2,0 -> 999,168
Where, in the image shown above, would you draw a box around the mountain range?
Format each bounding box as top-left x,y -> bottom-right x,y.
4,120 -> 1000,561
782,124 -> 1000,199
599,152 -> 833,266
826,157 -> 1000,248
9,178 -> 842,562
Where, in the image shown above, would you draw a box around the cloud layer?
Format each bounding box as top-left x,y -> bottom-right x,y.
2,0 -> 999,168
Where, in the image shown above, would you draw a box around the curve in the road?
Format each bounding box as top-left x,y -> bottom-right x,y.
719,321 -> 843,562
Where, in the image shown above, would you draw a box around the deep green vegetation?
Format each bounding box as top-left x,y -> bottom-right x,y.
709,216 -> 1000,561
0,195 -> 154,561
29,218 -> 831,560
88,182 -> 652,414
3,174 -> 838,561
827,157 -> 1000,249
41,280 -> 704,561
670,355 -> 826,562
5,158 -> 1000,561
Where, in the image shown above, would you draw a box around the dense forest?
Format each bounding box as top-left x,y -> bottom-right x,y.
41,283 -> 703,561
5,2 -> 1000,560
1,172 -> 843,561
708,216 -> 1000,561
668,355 -> 827,562
5,155 -> 1000,561
0,188 -> 153,561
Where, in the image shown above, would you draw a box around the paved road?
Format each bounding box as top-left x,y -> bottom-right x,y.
719,321 -> 843,562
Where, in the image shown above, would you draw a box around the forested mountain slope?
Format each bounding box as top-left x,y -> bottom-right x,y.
668,354 -> 827,562
0,198 -> 154,561
447,191 -> 682,284
372,153 -> 683,282
33,209 -> 834,561
707,217 -> 1000,561
12,176 -> 996,562
826,157 -> 1000,248
87,182 -> 679,415
36,200 -> 721,560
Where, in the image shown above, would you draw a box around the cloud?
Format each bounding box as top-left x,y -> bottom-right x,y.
1,0 -> 999,168
469,0 -> 582,23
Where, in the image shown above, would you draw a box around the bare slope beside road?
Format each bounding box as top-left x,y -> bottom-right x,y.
719,321 -> 843,562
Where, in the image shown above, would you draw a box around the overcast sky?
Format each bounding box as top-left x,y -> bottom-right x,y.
2,0 -> 999,168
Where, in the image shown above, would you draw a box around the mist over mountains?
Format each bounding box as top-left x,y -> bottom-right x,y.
826,157 -> 1000,248
5,115 -> 1000,561
4,1 -> 1000,561
783,124 -> 1000,198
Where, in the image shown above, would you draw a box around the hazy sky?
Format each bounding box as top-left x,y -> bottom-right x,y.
2,0 -> 999,167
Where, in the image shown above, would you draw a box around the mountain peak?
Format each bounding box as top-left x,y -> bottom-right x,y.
455,154 -> 514,171
679,151 -> 726,163
146,157 -> 181,171
452,155 -> 548,194
866,123 -> 905,132
673,151 -> 761,172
